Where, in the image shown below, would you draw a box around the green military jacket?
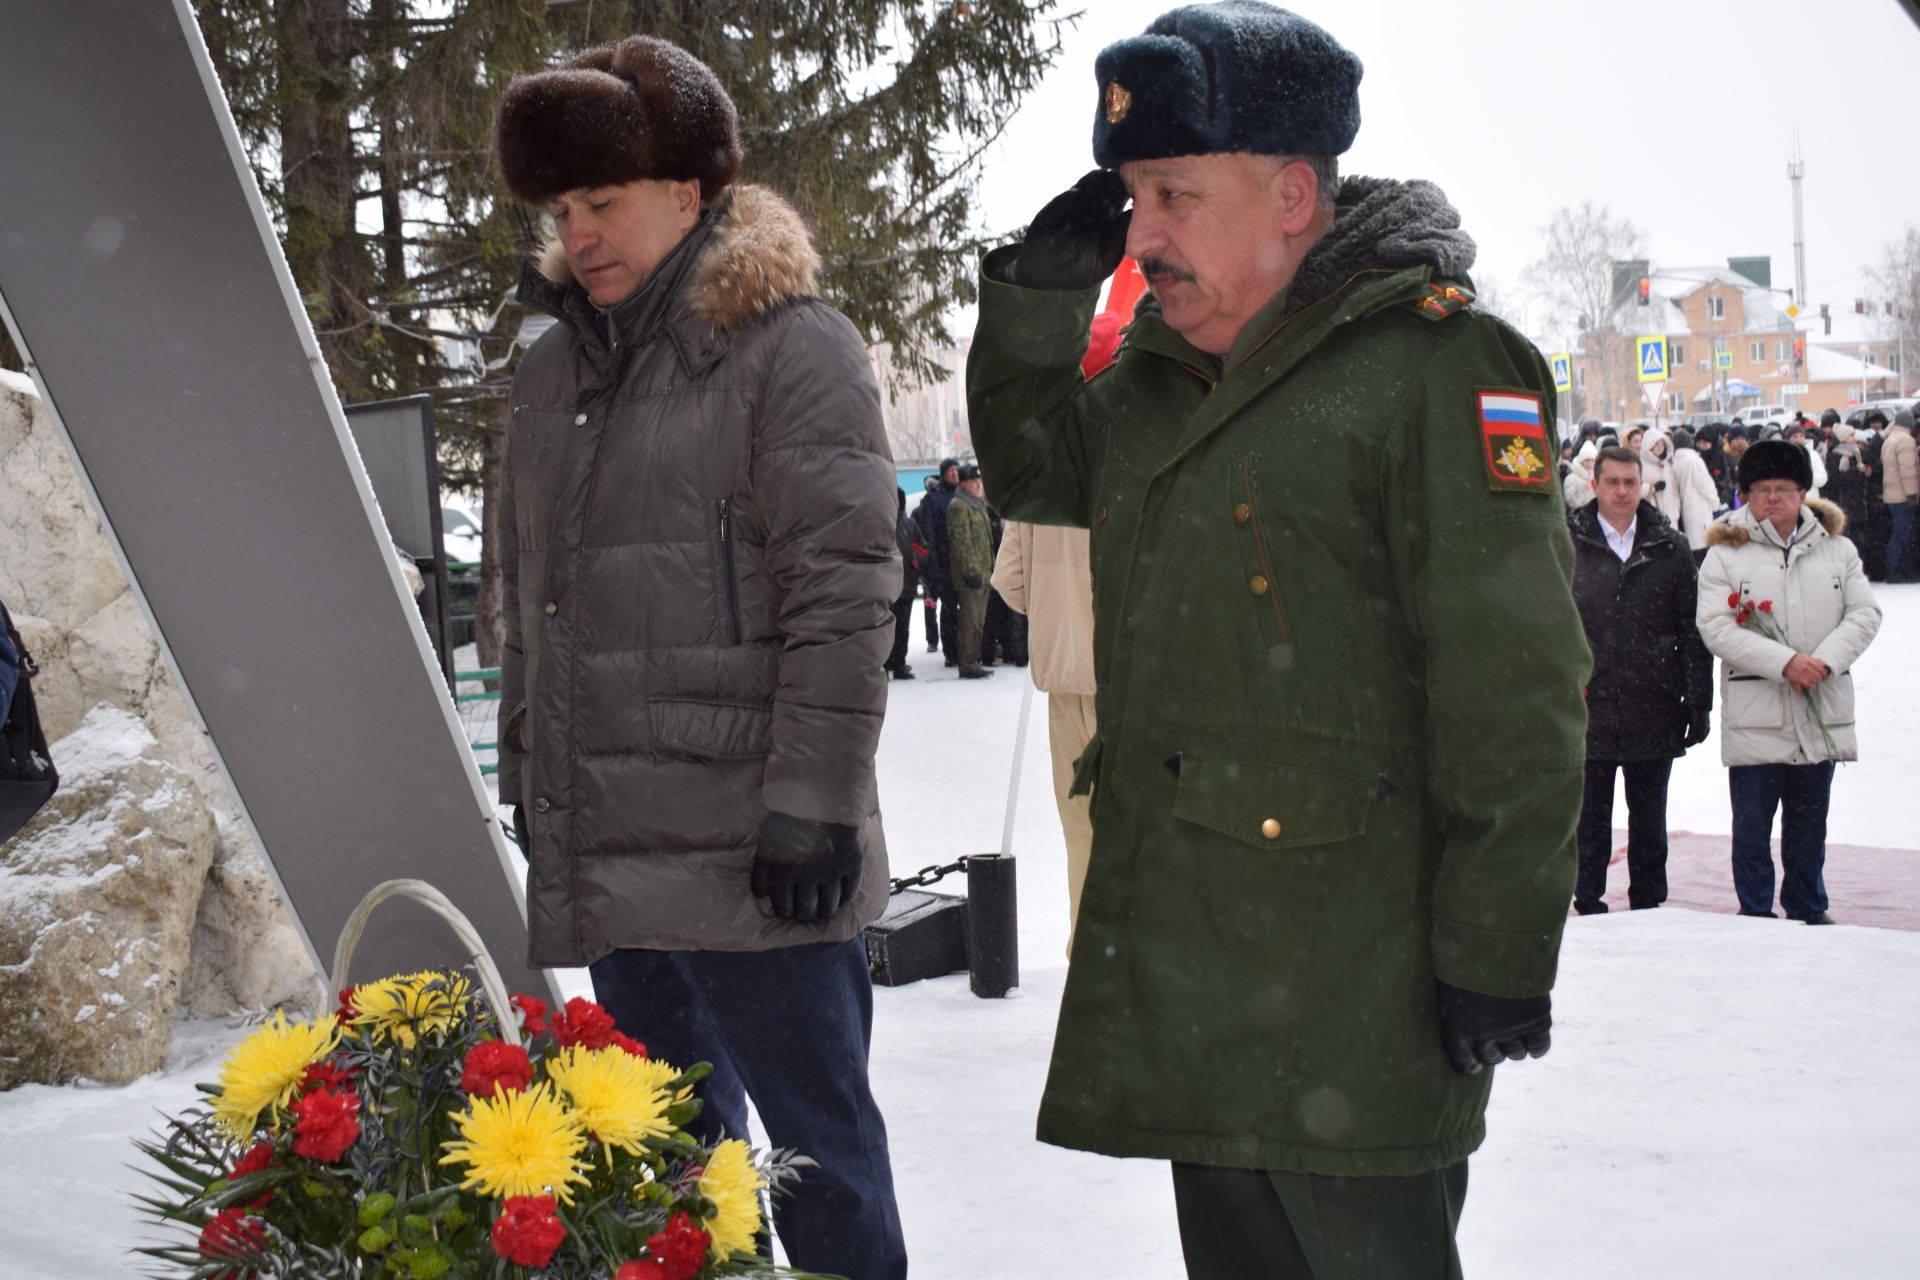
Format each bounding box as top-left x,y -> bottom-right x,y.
967,185 -> 1588,1177
947,491 -> 996,586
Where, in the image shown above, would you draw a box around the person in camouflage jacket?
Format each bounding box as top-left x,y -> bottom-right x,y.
945,464 -> 997,678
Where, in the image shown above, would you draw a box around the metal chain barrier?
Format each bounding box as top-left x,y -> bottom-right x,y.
889,856 -> 972,895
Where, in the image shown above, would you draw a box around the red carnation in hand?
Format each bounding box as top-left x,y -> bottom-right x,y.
462,1040 -> 535,1096
1736,608 -> 1752,625
643,1211 -> 712,1280
289,1085 -> 361,1163
226,1140 -> 277,1209
199,1207 -> 267,1279
550,997 -> 618,1050
610,1031 -> 648,1058
1727,592 -> 1741,608
510,993 -> 549,1037
616,1262 -> 671,1280
300,1059 -> 357,1093
1759,600 -> 1773,613
492,1195 -> 568,1268
335,986 -> 359,1021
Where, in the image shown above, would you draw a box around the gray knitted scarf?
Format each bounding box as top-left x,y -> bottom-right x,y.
1282,175 -> 1477,318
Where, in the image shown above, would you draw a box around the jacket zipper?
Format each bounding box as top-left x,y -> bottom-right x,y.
718,498 -> 743,645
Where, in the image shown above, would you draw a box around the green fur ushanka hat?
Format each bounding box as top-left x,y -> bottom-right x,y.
1091,2 -> 1363,167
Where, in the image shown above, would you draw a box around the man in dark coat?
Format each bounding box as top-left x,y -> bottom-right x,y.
915,458 -> 963,664
493,35 -> 906,1278
1568,446 -> 1714,914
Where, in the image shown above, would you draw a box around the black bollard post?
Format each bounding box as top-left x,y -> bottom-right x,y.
965,853 -> 1019,998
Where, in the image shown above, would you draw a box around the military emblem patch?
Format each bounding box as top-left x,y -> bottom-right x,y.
1477,390 -> 1551,493
1104,81 -> 1132,124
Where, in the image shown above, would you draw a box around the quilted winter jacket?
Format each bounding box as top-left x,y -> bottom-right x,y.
498,185 -> 898,966
1697,499 -> 1881,767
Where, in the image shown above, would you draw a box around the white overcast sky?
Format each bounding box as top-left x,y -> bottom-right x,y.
961,0 -> 1920,338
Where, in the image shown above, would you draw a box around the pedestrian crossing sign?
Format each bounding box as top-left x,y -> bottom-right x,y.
1549,353 -> 1572,393
1716,350 -> 1733,370
1637,335 -> 1668,383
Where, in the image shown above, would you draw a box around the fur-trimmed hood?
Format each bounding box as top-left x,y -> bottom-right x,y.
531,183 -> 821,332
1705,496 -> 1846,548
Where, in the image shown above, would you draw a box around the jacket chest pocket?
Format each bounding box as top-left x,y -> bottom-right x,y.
1170,757 -> 1373,850
1229,457 -> 1292,651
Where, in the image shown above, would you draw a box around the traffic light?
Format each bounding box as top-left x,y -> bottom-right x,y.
1637,276 -> 1650,307
1792,335 -> 1805,367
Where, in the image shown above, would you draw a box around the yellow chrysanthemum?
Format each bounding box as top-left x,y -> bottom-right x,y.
440,1083 -> 590,1203
211,1011 -> 341,1142
349,970 -> 471,1047
698,1139 -> 765,1260
545,1047 -> 683,1164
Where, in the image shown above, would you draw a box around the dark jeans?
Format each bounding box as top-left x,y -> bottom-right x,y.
886,591 -> 913,672
1729,762 -> 1834,918
1887,500 -> 1916,582
1576,757 -> 1672,911
921,584 -> 939,647
1172,1160 -> 1467,1280
589,941 -> 907,1280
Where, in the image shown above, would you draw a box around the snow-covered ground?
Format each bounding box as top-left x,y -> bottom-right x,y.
6,588 -> 1918,1278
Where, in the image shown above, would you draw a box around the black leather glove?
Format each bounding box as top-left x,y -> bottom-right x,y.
510,804 -> 529,851
1908,496 -> 1918,508
1437,980 -> 1551,1075
965,573 -> 984,589
1683,708 -> 1711,747
750,811 -> 864,921
1008,169 -> 1130,291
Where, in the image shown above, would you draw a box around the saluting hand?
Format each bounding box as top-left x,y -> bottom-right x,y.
1009,169 -> 1131,292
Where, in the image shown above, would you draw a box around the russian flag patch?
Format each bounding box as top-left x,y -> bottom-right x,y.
1477,390 -> 1551,492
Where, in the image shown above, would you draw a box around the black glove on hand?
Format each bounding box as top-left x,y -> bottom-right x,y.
1683,708 -> 1712,747
510,804 -> 529,851
750,810 -> 865,922
965,574 -> 984,589
1437,980 -> 1552,1076
1009,169 -> 1131,291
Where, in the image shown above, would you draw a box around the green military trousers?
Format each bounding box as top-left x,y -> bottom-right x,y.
954,583 -> 990,674
1171,1160 -> 1468,1280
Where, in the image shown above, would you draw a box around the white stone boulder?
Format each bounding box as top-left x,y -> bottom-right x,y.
0,707 -> 216,1087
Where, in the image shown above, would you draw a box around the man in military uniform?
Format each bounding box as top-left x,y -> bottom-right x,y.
967,5 -> 1589,1275
946,464 -> 998,678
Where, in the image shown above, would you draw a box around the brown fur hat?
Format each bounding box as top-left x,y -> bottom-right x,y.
496,36 -> 743,205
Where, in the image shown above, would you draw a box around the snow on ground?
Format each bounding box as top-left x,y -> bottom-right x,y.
5,590 -> 1918,1278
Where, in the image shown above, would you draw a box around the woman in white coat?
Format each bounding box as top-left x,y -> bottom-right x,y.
1645,427 -> 1721,556
1696,440 -> 1881,924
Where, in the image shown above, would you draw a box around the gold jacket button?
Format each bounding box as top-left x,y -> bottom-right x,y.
1249,574 -> 1269,596
1261,818 -> 1282,840
1233,502 -> 1252,524
543,600 -> 559,616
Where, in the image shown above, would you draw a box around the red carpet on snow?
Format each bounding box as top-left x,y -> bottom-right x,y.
1580,828 -> 1920,931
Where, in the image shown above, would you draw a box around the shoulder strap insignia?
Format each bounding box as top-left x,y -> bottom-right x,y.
1411,282 -> 1474,321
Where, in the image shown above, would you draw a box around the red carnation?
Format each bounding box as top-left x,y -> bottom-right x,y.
199,1207 -> 267,1279
300,1059 -> 357,1093
462,1040 -> 535,1096
226,1141 -> 277,1209
335,986 -> 358,1021
610,1031 -> 648,1058
289,1085 -> 361,1163
492,1195 -> 568,1268
510,993 -> 549,1037
616,1262 -> 670,1280
550,997 -> 618,1050
1727,592 -> 1741,608
1736,609 -> 1752,626
1759,600 -> 1773,613
644,1211 -> 711,1280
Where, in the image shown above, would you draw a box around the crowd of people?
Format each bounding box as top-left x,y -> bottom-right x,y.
1558,405 -> 1919,581
889,461 -> 1032,681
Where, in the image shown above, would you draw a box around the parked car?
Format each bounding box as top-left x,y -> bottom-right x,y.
440,503 -> 483,565
1732,404 -> 1793,429
1845,397 -> 1918,430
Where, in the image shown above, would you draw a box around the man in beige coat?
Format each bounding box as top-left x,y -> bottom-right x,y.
992,520 -> 1097,951
1881,408 -> 1918,582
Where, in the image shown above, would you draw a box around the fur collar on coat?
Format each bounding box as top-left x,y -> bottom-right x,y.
532,183 -> 822,332
1705,496 -> 1846,548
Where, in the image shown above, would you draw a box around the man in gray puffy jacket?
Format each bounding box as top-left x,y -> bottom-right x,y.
494,35 -> 905,1277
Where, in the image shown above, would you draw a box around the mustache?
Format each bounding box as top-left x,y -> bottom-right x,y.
1136,256 -> 1195,285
